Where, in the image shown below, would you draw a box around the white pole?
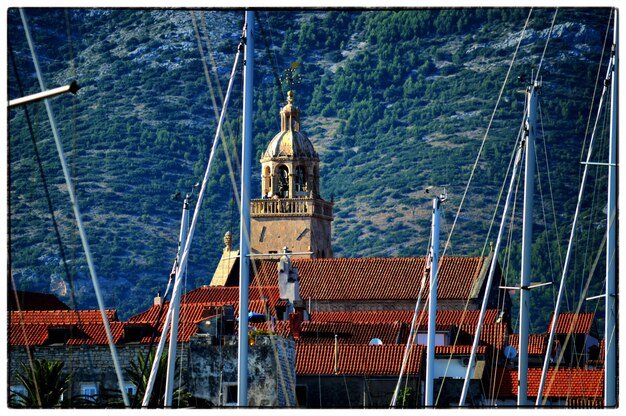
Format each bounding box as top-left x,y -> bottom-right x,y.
425,195 -> 442,406
17,8 -> 132,407
536,37 -> 616,406
164,195 -> 190,407
142,20 -> 245,408
518,81 -> 538,406
459,144 -> 524,406
237,10 -> 254,407
605,9 -> 617,408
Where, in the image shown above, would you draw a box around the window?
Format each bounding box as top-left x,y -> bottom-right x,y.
295,385 -> 307,407
415,332 -> 449,346
81,383 -> 98,398
124,383 -> 137,396
224,384 -> 238,406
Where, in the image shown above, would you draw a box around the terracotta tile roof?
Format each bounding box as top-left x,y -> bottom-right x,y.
491,368 -> 604,399
8,290 -> 69,311
180,285 -> 280,305
9,324 -> 49,346
311,310 -> 416,324
10,310 -> 118,325
127,297 -> 280,343
507,333 -> 547,355
457,322 -> 508,351
64,322 -> 126,345
9,322 -> 126,346
296,344 -> 424,376
297,321 -> 408,345
547,312 -> 596,335
252,256 -> 487,301
311,309 -> 500,326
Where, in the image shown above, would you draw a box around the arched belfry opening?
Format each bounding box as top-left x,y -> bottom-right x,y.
277,165 -> 289,198
250,89 -> 333,259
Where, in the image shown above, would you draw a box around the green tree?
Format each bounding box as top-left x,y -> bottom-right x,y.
125,349 -> 191,408
11,359 -> 72,408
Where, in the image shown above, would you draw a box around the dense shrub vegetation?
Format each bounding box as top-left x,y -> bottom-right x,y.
8,8 -> 613,332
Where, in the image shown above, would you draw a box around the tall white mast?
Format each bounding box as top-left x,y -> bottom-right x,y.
237,10 -> 254,407
518,80 -> 539,406
425,192 -> 445,406
164,194 -> 190,407
605,9 -> 617,408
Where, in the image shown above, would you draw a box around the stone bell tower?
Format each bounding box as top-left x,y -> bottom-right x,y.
250,90 -> 333,259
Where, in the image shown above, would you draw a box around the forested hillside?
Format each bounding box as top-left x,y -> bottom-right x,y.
7,8 -> 613,331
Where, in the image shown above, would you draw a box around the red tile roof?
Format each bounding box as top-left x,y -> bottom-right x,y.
296,344 -> 424,376
311,309 -> 500,326
180,285 -> 280,305
252,256 -> 487,301
297,321 -> 408,345
548,312 -> 596,335
490,368 -> 604,399
9,324 -> 49,346
10,310 -> 118,325
9,322 -> 126,346
508,333 -> 547,355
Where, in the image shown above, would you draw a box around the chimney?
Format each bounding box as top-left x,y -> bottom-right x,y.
289,311 -> 302,339
154,291 -> 163,306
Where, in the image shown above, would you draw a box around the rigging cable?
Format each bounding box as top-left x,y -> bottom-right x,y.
440,7 -> 533,260
18,9 -> 130,408
537,104 -> 564,308
534,36 -> 616,405
458,117 -> 526,406
578,11 -> 614,165
193,11 -> 242,208
141,22 -> 245,406
389,238 -> 432,407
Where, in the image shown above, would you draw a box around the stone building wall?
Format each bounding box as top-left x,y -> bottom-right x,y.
188,334 -> 296,407
9,344 -> 190,399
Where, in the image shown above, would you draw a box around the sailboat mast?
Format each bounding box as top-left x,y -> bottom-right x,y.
164,194 -> 190,407
518,80 -> 539,406
425,193 -> 444,407
605,9 -> 617,408
237,9 -> 254,407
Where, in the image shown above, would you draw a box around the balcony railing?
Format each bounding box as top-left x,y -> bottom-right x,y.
251,198 -> 333,220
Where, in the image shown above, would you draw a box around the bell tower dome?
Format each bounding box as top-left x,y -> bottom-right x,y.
250,90 -> 333,259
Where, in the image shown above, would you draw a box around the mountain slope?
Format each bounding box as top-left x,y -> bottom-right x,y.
7,8 -> 613,329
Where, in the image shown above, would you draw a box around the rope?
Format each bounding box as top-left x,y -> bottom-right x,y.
535,42 -> 615,404
191,11 -> 242,213
532,8 -> 558,86
459,127 -> 525,406
389,239 -> 431,407
538,104 -> 564,307
579,11 -> 614,164
440,8 -> 533,260
540,210 -> 612,404
19,9 -> 130,408
141,21 -> 245,407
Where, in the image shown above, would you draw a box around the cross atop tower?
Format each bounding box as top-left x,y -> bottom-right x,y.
280,62 -> 302,95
